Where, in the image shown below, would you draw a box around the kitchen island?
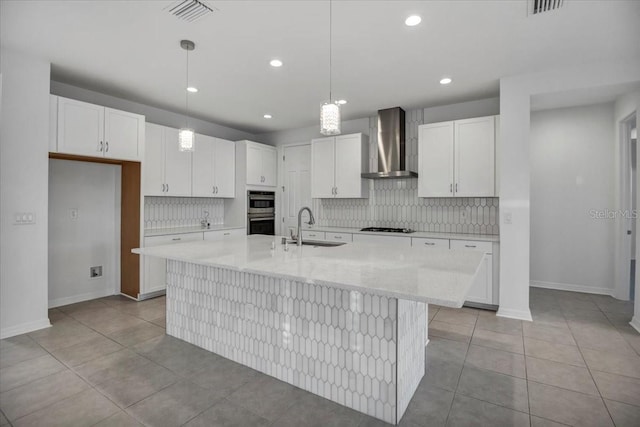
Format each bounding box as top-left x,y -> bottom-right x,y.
133,235 -> 484,424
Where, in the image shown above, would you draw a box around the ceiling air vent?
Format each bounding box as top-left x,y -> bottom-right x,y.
529,0 -> 565,15
165,0 -> 216,23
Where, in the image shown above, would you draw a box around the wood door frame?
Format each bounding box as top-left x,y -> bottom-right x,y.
49,153 -> 141,299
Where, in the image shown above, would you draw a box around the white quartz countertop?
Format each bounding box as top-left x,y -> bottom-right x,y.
144,224 -> 244,237
303,226 -> 499,242
133,235 -> 485,308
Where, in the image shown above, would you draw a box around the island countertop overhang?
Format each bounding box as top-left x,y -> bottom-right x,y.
133,235 -> 485,308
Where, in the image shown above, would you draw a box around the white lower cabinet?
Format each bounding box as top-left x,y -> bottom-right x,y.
142,232 -> 203,297
301,230 -> 326,241
450,239 -> 494,306
411,237 -> 449,249
352,233 -> 412,247
204,228 -> 245,241
325,232 -> 353,242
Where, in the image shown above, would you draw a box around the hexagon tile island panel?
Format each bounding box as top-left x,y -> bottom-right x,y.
166,260 -> 426,425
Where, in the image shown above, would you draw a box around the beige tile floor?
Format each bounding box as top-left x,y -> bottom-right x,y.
1,288 -> 639,426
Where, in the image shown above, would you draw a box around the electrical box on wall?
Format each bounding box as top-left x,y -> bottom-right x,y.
90,266 -> 103,278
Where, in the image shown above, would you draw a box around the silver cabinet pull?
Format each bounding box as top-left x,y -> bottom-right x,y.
425,242 -> 435,246
308,233 -> 316,237
216,186 -> 219,194
450,183 -> 453,193
162,183 -> 166,192
334,236 -> 342,239
166,183 -> 169,192
465,244 -> 476,248
105,141 -> 109,152
98,141 -> 103,152
172,237 -> 181,241
223,232 -> 230,236
456,183 -> 458,192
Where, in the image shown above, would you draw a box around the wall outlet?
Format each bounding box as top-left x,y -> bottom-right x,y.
14,212 -> 36,225
90,266 -> 103,278
69,208 -> 79,220
504,212 -> 513,225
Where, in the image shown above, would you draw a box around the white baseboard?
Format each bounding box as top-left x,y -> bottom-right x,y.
138,289 -> 166,301
49,288 -> 115,308
631,316 -> 640,333
1,318 -> 51,339
497,307 -> 533,322
530,280 -> 615,296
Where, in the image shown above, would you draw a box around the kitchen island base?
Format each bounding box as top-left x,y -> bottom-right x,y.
166,260 -> 426,425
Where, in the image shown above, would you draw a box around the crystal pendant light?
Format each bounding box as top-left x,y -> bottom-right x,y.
320,0 -> 341,136
179,40 -> 195,152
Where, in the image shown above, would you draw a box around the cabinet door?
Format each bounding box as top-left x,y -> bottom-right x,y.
464,254 -> 493,305
454,116 -> 495,197
246,143 -> 263,185
261,145 -> 278,186
57,97 -> 104,157
143,123 -> 165,196
214,138 -> 235,197
418,122 -> 454,197
334,134 -> 364,198
192,134 -> 216,197
311,137 -> 336,198
163,127 -> 192,196
104,108 -> 143,161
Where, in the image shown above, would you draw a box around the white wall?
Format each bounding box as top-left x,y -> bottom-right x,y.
0,48 -> 51,338
51,81 -> 257,143
256,117 -> 370,147
499,59 -> 640,322
530,103 -> 615,294
423,97 -> 499,124
48,160 -> 121,307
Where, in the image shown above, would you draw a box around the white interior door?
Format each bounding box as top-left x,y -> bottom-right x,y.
282,144 -> 311,238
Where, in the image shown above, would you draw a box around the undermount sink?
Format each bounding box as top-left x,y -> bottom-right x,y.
288,240 -> 346,247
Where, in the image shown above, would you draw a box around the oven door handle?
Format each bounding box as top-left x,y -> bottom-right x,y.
249,217 -> 275,222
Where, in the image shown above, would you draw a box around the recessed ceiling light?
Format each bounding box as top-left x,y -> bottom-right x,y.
269,59 -> 283,67
337,99 -> 347,105
439,78 -> 452,85
263,114 -> 272,119
187,86 -> 198,93
405,15 -> 421,26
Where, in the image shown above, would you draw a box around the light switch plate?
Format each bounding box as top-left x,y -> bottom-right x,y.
14,212 -> 36,225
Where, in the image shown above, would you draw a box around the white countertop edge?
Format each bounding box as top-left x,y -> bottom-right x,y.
304,226 -> 499,242
144,224 -> 245,237
132,244 -> 474,308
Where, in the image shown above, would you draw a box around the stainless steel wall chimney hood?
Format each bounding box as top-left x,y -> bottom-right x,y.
361,107 -> 418,179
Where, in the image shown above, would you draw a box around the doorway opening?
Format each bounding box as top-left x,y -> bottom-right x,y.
622,113 -> 638,300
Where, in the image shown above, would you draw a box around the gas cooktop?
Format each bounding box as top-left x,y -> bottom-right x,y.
360,227 -> 415,234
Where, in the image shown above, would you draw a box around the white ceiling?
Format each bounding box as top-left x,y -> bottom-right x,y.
2,0 -> 640,134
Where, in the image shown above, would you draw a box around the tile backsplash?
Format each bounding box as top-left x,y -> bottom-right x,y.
313,108 -> 499,235
313,181 -> 499,235
144,197 -> 224,230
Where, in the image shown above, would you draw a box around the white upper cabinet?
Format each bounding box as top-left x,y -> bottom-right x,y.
454,117 -> 495,197
192,134 -> 235,197
56,96 -> 144,161
311,133 -> 369,198
418,122 -> 454,197
143,123 -> 191,196
245,141 -> 277,186
418,115 -> 496,198
311,137 -> 336,198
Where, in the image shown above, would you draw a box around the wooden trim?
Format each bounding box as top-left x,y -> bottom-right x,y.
120,161 -> 141,298
48,153 -> 141,298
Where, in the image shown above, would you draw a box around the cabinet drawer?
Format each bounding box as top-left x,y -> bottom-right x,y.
302,230 -> 326,241
412,237 -> 449,249
352,233 -> 412,247
145,232 -> 203,246
204,228 -> 245,241
450,239 -> 492,254
325,232 -> 352,242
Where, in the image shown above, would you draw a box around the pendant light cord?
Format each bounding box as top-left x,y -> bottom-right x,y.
185,46 -> 190,129
329,0 -> 332,102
